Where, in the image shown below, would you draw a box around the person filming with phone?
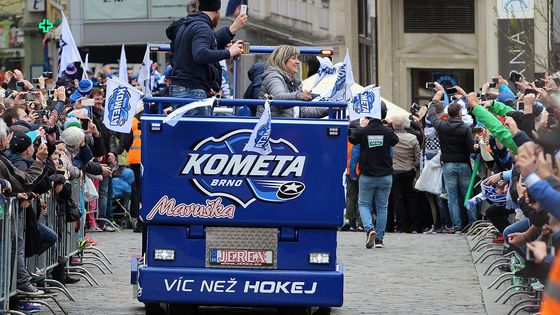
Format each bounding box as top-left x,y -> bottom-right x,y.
168,0 -> 247,115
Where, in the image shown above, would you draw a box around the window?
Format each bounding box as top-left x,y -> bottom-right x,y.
358,0 -> 376,85
403,0 -> 475,33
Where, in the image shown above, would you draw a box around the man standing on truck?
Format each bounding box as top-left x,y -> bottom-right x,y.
348,102 -> 399,249
168,0 -> 247,115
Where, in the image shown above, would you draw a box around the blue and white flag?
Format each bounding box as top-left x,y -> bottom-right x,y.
315,49 -> 354,101
138,44 -> 152,97
163,98 -> 216,127
244,99 -> 272,155
312,56 -> 337,88
103,76 -> 142,133
82,53 -> 89,80
349,85 -> 382,120
119,44 -> 128,83
57,11 -> 82,77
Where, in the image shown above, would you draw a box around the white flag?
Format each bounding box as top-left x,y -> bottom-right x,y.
82,53 -> 89,80
57,11 -> 82,77
138,44 -> 152,97
348,85 -> 381,120
312,56 -> 337,88
244,99 -> 272,155
162,98 -> 216,127
315,49 -> 354,102
103,76 -> 142,133
119,44 -> 128,83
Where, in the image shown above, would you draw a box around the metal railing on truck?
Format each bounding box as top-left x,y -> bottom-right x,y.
142,97 -> 348,120
147,43 -> 334,99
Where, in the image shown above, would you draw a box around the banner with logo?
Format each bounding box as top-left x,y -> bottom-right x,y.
103,76 -> 142,133
496,0 -> 535,81
348,85 -> 381,120
244,99 -> 272,155
314,49 -> 354,102
140,116 -> 347,227
57,12 -> 82,77
312,56 -> 338,88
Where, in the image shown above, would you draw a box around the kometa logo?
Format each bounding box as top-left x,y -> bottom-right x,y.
107,86 -> 131,127
181,130 -> 306,208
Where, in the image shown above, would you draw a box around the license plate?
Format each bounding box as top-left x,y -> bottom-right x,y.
209,249 -> 274,267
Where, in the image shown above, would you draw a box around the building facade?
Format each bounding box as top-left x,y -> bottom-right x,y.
375,0 -> 552,108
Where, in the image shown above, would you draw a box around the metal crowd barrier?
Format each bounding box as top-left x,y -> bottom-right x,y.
142,97 -> 349,120
0,198 -> 24,314
0,174 -> 115,314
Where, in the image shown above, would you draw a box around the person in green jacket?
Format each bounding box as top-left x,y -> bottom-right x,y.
466,92 -> 518,154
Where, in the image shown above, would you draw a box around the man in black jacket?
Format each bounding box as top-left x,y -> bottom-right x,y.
169,0 -> 246,115
348,103 -> 399,249
426,83 -> 476,232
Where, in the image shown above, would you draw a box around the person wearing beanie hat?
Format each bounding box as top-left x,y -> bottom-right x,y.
168,0 -> 247,115
198,0 -> 221,11
77,79 -> 93,95
9,132 -> 33,155
60,126 -> 85,150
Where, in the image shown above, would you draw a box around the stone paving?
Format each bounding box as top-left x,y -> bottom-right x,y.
35,231 -> 489,315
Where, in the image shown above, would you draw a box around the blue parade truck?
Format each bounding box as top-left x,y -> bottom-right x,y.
130,46 -> 345,315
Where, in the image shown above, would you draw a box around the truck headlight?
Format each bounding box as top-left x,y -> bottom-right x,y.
154,249 -> 175,261
309,252 -> 330,264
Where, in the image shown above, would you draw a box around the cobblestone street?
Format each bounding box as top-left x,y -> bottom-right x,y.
34,231 -> 492,315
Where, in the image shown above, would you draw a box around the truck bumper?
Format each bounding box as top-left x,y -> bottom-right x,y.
136,263 -> 344,307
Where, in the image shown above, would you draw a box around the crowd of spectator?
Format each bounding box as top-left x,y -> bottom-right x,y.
0,64 -> 142,312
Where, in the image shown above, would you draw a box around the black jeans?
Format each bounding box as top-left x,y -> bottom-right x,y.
485,205 -> 513,233
345,177 -> 361,227
392,170 -> 417,231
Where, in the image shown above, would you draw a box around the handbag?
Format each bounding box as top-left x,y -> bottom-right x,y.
414,153 -> 443,195
83,176 -> 99,202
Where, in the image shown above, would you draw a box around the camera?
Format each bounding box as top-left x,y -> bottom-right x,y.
410,102 -> 421,115
25,92 -> 35,102
425,82 -> 435,89
534,72 -> 546,80
489,82 -> 497,88
524,88 -> 538,96
43,72 -> 53,79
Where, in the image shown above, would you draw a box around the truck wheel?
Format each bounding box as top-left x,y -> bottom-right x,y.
166,303 -> 198,315
313,307 -> 332,315
145,303 -> 165,315
278,307 -> 311,315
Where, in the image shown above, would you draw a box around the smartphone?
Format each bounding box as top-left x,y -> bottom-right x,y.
25,93 -> 35,101
82,98 -> 95,106
492,77 -> 499,84
80,119 -> 90,130
42,71 -> 53,79
425,82 -> 435,89
446,87 -> 458,95
489,82 -> 497,88
16,81 -> 24,92
517,102 -> 525,111
240,4 -> 248,15
32,78 -> 40,84
524,88 -> 539,95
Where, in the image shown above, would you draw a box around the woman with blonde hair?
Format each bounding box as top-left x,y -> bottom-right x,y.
258,45 -> 327,118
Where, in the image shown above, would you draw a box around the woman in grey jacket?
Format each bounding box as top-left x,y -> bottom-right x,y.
257,45 -> 328,118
